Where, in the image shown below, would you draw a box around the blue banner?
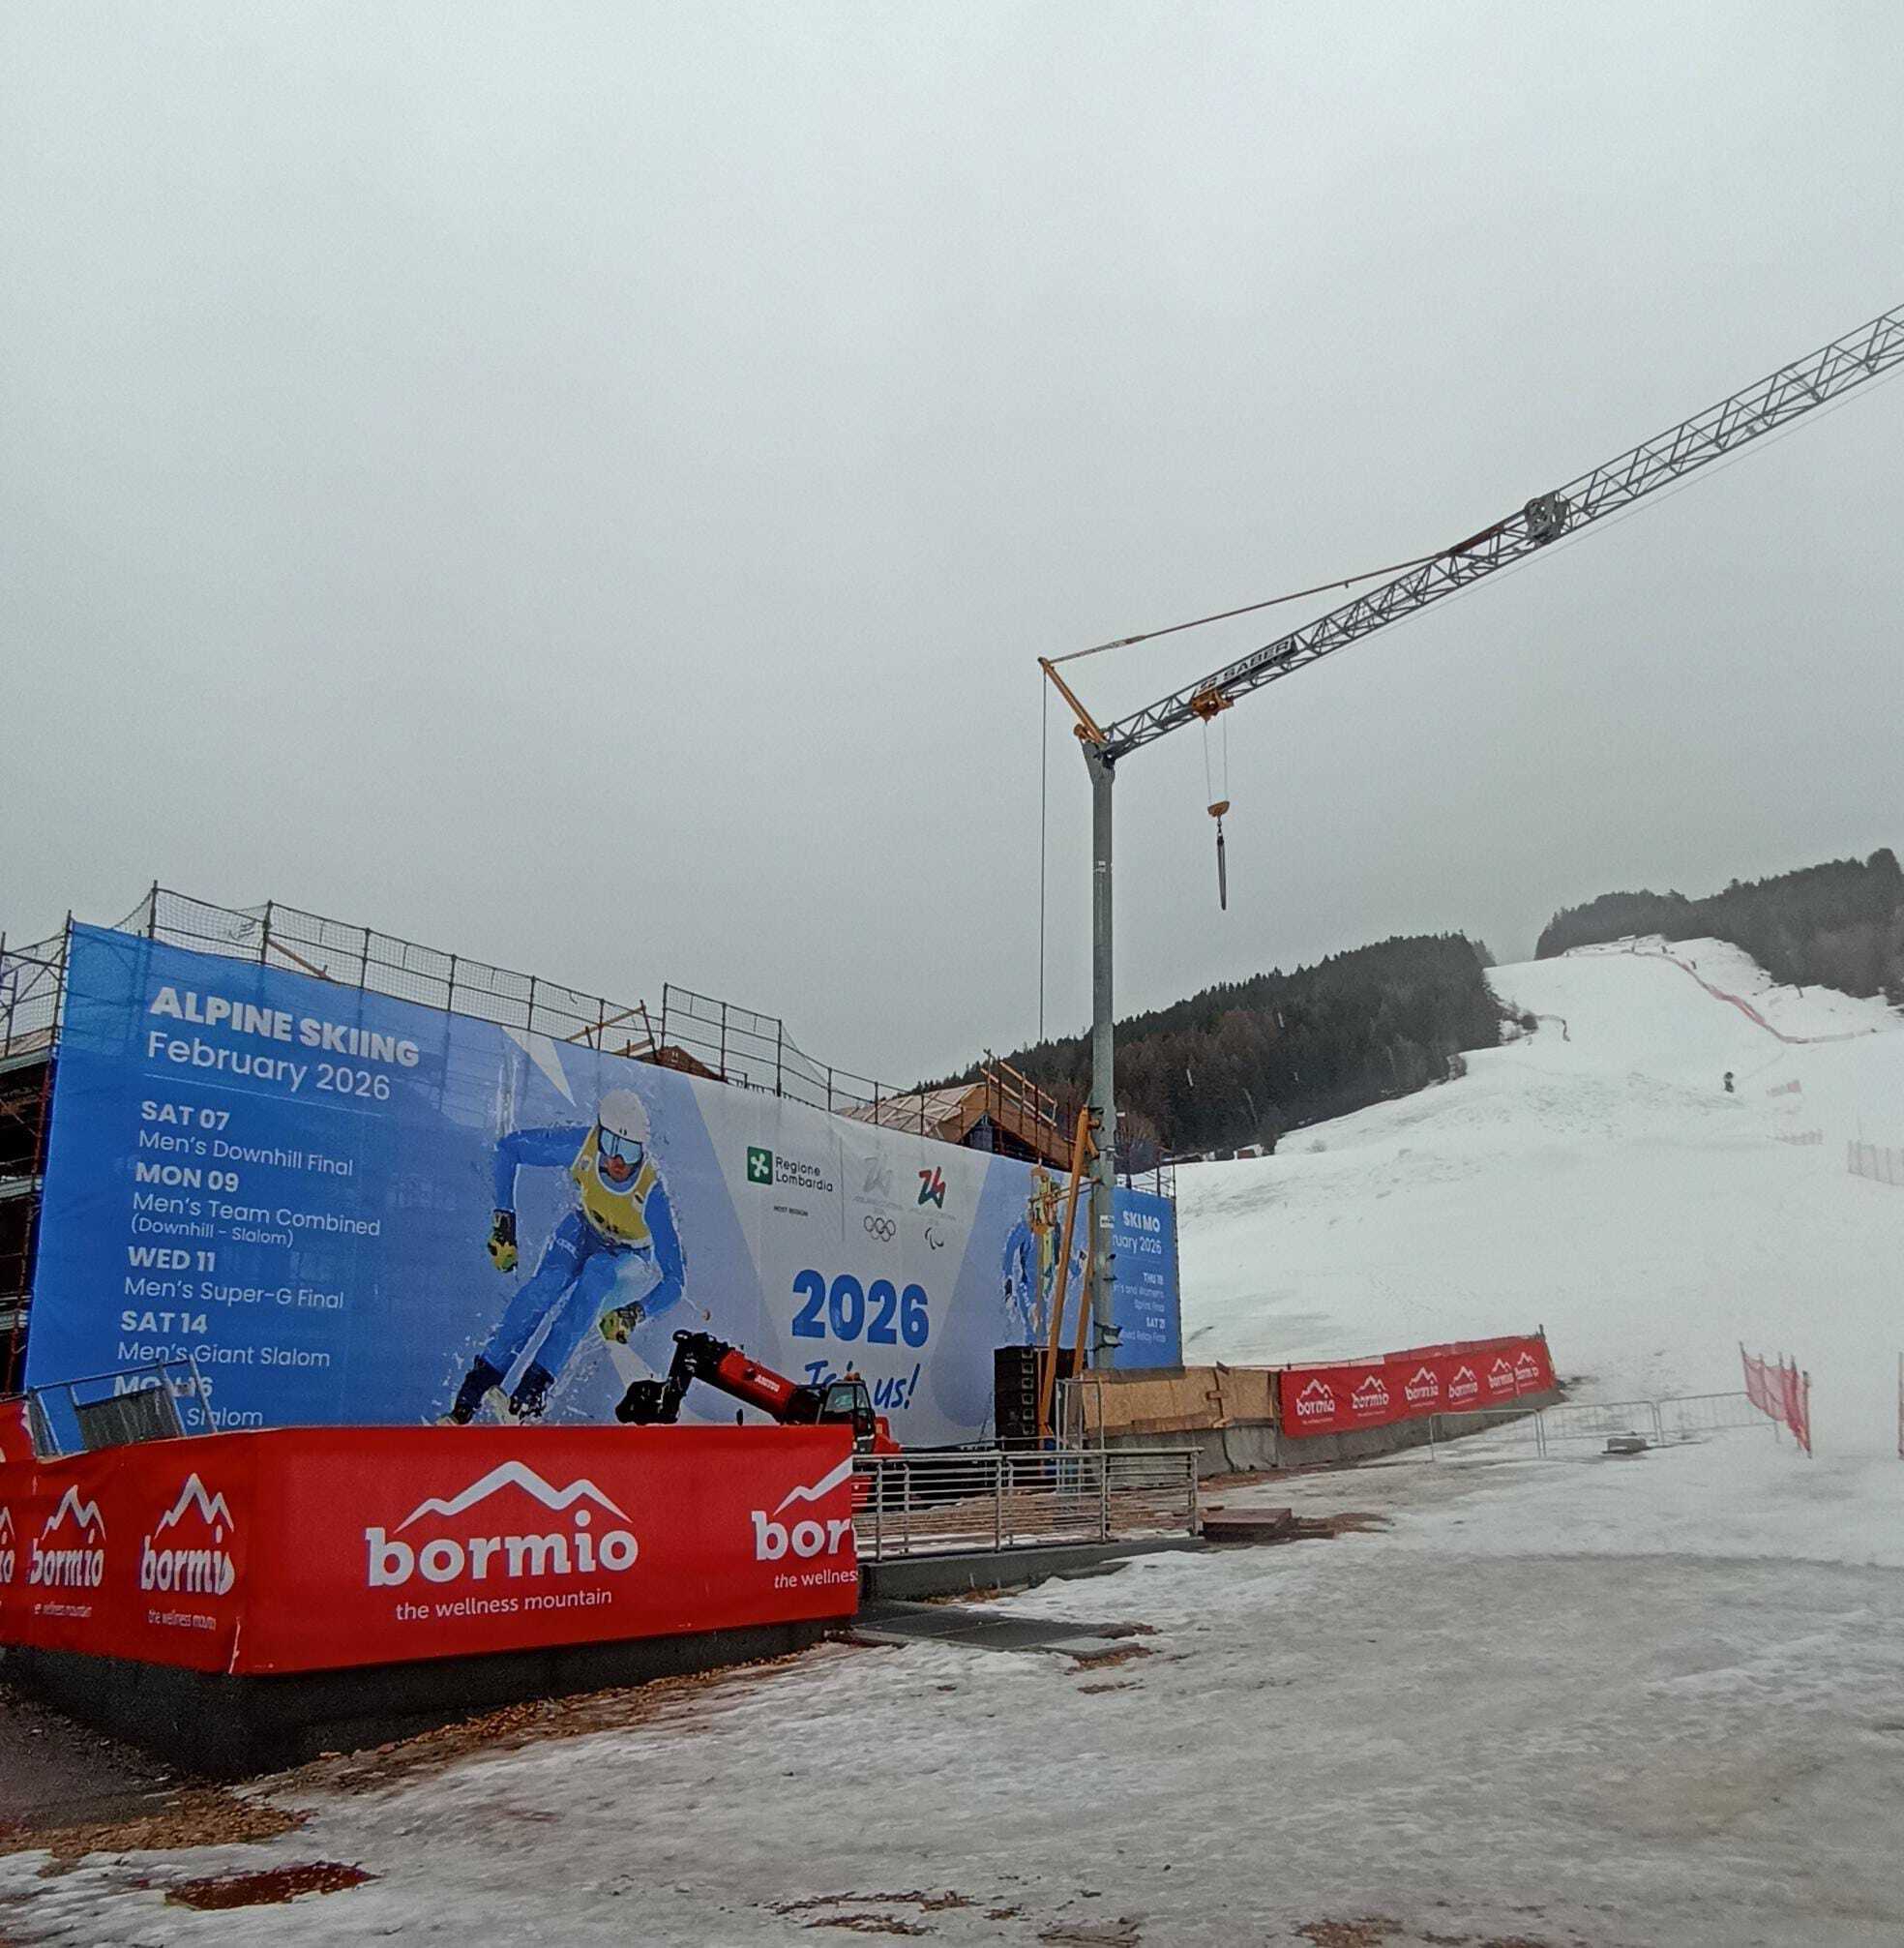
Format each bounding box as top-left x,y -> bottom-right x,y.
28,927 -> 1180,1442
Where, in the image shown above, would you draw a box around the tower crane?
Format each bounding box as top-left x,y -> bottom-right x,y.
1042,302 -> 1904,1365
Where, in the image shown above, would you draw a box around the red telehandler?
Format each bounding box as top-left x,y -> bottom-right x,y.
614,1330 -> 901,1459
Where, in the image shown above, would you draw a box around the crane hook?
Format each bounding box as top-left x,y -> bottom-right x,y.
1209,799 -> 1230,911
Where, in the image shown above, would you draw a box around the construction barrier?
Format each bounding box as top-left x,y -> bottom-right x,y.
0,1423 -> 858,1675
1848,1141 -> 1904,1188
1277,1333 -> 1555,1440
1740,1345 -> 1811,1455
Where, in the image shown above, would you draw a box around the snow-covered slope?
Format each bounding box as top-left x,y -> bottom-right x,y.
1177,937 -> 1904,1454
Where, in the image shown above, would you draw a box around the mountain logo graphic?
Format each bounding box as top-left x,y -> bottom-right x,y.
28,1486 -> 105,1591
154,1474 -> 233,1540
393,1460 -> 630,1533
141,1472 -> 238,1599
1294,1377 -> 1335,1418
41,1486 -> 104,1542
755,1456 -> 857,1566
369,1460 -> 639,1592
770,1454 -> 856,1516
0,1506 -> 15,1584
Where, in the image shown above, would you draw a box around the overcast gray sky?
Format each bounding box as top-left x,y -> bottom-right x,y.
5,4 -> 1901,1085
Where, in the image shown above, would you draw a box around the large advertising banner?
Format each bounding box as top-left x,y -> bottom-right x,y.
28,927 -> 1180,1445
0,1424 -> 858,1674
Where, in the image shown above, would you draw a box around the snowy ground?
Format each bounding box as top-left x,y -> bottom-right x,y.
4,940 -> 1902,1945
1177,937 -> 1904,1454
7,1431 -> 1901,1946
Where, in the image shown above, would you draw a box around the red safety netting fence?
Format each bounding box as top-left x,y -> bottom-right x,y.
1740,1344 -> 1811,1455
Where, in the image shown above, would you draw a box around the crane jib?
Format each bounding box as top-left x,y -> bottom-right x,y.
1097,302 -> 1904,761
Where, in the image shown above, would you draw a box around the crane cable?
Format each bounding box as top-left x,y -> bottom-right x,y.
1047,542 -> 1462,667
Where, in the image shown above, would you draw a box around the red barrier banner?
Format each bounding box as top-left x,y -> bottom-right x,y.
1277,1334 -> 1554,1439
0,1424 -> 858,1674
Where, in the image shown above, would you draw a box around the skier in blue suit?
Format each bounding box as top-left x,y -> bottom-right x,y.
1001,1169 -> 1080,1342
446,1088 -> 688,1423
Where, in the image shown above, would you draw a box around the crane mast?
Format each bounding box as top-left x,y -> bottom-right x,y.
1056,302 -> 1904,1367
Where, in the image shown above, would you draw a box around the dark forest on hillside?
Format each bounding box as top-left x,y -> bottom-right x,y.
932,935 -> 1503,1158
1536,850 -> 1904,1003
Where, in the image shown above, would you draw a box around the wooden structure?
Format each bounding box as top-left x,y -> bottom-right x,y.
842,1060 -> 1070,1169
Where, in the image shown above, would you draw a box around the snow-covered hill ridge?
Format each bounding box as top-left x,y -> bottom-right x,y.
1175,937 -> 1904,1454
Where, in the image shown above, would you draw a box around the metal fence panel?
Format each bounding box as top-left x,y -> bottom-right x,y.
853,1446 -> 1198,1559
1655,1392 -> 1768,1440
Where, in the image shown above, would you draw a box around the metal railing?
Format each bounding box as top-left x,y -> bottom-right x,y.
1656,1392 -> 1767,1440
853,1446 -> 1199,1559
0,933 -> 68,1063
26,1359 -> 212,1457
1426,1407 -> 1545,1459
4,887 -> 1101,1148
1534,1397 -> 1666,1450
1430,1390 -> 1774,1462
1849,1140 -> 1904,1188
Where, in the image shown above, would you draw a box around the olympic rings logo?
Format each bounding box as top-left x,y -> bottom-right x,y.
863,1214 -> 897,1242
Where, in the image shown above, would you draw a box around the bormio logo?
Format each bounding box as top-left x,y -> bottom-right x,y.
1352,1374 -> 1390,1414
1514,1350 -> 1542,1387
747,1147 -> 774,1185
366,1461 -> 640,1590
1487,1358 -> 1516,1394
0,1507 -> 14,1586
1293,1377 -> 1335,1420
28,1485 -> 106,1590
139,1472 -> 238,1597
916,1166 -> 946,1209
1447,1364 -> 1479,1404
751,1454 -> 856,1562
1404,1365 -> 1441,1405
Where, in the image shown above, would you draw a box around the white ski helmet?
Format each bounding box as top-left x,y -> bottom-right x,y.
594,1088 -> 651,1184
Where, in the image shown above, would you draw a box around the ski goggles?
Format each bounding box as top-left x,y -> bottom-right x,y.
597,1129 -> 645,1184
